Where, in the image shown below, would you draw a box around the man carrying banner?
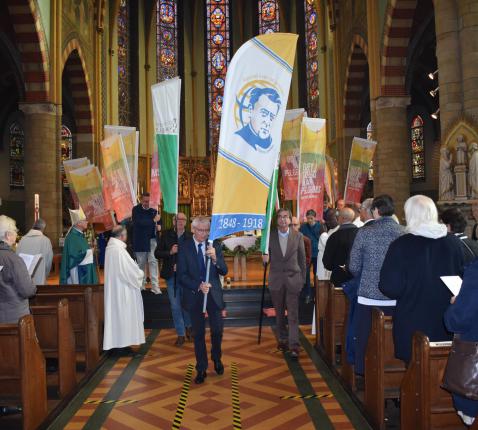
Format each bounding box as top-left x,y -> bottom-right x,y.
177,217 -> 228,384
60,209 -> 98,285
132,192 -> 162,294
263,208 -> 306,360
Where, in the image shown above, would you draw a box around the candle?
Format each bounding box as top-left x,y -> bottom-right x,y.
34,194 -> 40,221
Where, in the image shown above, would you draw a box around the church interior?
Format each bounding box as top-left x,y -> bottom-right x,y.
1,0 -> 478,429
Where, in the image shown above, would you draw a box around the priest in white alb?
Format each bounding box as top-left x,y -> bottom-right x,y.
103,225 -> 145,352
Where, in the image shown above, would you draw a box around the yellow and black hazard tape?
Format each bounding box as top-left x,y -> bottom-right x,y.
84,399 -> 138,405
172,363 -> 194,430
231,362 -> 242,430
280,393 -> 334,400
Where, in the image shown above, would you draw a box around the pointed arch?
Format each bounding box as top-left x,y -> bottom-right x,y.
6,0 -> 50,102
62,40 -> 94,157
381,0 -> 418,96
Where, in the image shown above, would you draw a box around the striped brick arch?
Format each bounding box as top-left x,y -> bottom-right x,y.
6,0 -> 49,102
62,40 -> 94,156
381,0 -> 418,96
343,35 -> 369,132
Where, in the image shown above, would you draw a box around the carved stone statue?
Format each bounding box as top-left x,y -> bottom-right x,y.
439,146 -> 455,201
456,134 -> 468,166
469,142 -> 478,199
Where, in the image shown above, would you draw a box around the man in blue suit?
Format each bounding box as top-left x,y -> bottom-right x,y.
177,216 -> 228,384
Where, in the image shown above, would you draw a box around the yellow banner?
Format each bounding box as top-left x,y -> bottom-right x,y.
68,164 -> 114,231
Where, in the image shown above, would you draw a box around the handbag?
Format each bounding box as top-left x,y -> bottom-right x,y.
442,335 -> 478,400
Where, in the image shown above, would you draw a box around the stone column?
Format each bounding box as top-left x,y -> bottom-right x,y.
434,0 -> 463,132
20,103 -> 62,249
374,96 -> 411,220
458,0 -> 478,122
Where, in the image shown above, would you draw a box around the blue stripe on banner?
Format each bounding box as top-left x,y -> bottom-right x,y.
252,38 -> 293,73
218,149 -> 269,187
210,214 -> 266,241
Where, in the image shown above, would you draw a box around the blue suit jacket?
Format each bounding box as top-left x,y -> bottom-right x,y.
177,238 -> 228,311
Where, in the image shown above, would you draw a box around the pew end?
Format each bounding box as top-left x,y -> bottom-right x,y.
365,308 -> 406,430
401,332 -> 469,430
31,288 -> 100,373
0,315 -> 48,430
30,299 -> 77,398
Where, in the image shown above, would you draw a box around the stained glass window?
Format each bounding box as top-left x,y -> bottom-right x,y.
118,0 -> 131,125
156,0 -> 178,82
411,115 -> 425,180
366,122 -> 374,181
304,0 -> 320,117
9,121 -> 24,188
258,1 -> 280,34
206,0 -> 231,153
61,125 -> 73,187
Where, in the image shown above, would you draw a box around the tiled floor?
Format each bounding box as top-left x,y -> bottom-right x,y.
49,326 -> 371,430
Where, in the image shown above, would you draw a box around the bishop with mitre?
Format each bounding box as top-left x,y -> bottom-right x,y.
60,208 -> 98,285
103,225 -> 145,351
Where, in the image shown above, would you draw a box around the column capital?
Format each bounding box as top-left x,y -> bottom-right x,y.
19,102 -> 57,115
373,96 -> 411,110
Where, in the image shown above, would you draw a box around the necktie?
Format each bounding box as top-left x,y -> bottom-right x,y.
197,243 -> 207,281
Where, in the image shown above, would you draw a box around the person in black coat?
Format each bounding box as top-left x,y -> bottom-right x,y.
440,207 -> 478,263
177,216 -> 228,384
322,207 -> 358,287
379,195 -> 465,363
155,213 -> 193,346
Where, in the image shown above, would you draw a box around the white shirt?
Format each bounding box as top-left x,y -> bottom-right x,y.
278,228 -> 290,238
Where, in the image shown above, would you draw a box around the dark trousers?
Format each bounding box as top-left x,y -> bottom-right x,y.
270,285 -> 301,349
304,257 -> 317,296
190,296 -> 223,372
354,303 -> 395,375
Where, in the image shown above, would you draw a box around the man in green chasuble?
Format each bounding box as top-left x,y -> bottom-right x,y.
60,208 -> 99,285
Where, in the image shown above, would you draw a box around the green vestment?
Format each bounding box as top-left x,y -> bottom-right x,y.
60,228 -> 98,285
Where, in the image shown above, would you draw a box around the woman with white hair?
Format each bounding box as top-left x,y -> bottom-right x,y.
379,195 -> 464,363
0,215 -> 36,323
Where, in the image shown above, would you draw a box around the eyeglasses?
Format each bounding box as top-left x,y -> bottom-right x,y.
176,218 -> 187,221
195,228 -> 210,233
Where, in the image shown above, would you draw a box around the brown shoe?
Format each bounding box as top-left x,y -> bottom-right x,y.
175,336 -> 185,347
277,341 -> 289,352
185,327 -> 193,342
289,348 -> 299,360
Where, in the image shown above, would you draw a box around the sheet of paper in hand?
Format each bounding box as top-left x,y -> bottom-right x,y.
440,276 -> 463,296
18,253 -> 42,276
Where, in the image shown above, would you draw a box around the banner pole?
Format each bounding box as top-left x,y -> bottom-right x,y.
202,240 -> 213,314
257,261 -> 268,344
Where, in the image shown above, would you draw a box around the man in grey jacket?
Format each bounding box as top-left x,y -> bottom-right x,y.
348,194 -> 403,375
0,215 -> 36,324
263,208 -> 306,360
17,218 -> 53,285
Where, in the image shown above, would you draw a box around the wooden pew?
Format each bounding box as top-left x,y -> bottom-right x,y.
401,332 -> 467,430
31,288 -> 100,372
36,284 -> 104,350
0,315 -> 48,430
323,284 -> 345,366
340,294 -> 355,391
30,299 -> 77,398
364,308 -> 406,430
315,280 -> 330,347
